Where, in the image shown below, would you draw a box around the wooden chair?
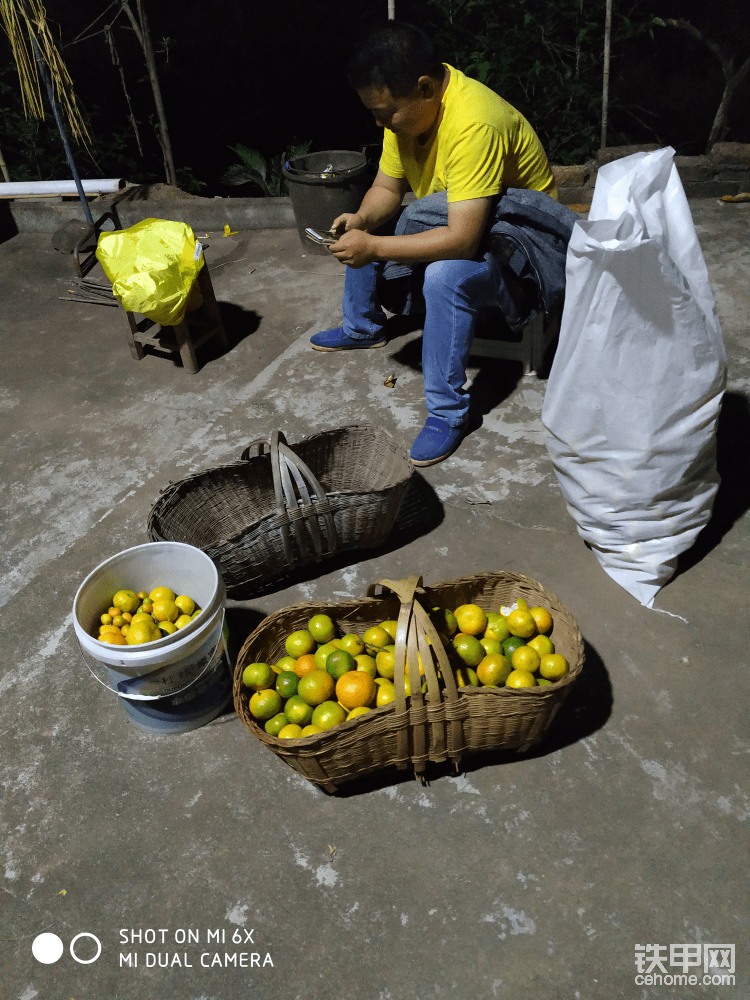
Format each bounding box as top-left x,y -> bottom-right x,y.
121,261 -> 228,374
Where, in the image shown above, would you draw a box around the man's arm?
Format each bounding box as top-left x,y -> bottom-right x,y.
330,196 -> 494,269
330,169 -> 409,235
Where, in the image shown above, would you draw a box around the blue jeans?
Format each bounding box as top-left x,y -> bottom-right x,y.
342,259 -> 498,426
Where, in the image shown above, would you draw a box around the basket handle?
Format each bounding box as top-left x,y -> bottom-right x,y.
239,431 -> 338,567
367,576 -> 463,776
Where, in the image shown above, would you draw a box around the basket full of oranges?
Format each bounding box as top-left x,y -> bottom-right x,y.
233,571 -> 584,792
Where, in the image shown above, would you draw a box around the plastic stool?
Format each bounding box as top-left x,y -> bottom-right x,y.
471,305 -> 561,375
121,261 -> 227,374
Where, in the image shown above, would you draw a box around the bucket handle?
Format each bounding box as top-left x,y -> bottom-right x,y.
77,612 -> 228,702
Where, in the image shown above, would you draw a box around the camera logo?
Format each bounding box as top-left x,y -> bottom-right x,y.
32,932 -> 101,965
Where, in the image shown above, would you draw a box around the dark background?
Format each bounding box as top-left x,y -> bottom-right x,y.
1,0 -> 748,193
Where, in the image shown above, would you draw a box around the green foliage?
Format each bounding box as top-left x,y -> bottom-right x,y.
428,0 -> 657,163
222,140 -> 312,196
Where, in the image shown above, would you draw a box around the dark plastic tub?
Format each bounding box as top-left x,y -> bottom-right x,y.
282,151 -> 370,253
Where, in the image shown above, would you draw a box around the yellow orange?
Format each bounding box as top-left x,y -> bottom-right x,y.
529,606 -> 553,634
539,653 -> 569,681
476,653 -> 513,687
505,669 -> 536,688
454,604 -> 487,636
506,608 -> 536,639
297,669 -> 336,706
335,671 -> 376,710
511,645 -> 541,674
98,631 -> 127,645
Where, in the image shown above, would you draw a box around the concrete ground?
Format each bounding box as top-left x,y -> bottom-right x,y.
1,200 -> 748,1000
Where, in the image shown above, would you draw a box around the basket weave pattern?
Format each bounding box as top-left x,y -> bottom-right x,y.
234,571 -> 584,793
147,425 -> 413,593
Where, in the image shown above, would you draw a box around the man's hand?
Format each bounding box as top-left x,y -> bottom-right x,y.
329,229 -> 377,269
330,212 -> 368,237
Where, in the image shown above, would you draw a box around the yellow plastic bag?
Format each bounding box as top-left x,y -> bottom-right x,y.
96,218 -> 204,326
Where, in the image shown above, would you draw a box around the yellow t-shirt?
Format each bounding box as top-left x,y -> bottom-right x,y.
379,64 -> 557,202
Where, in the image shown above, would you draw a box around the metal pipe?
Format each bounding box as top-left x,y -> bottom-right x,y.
31,38 -> 95,226
0,179 -> 125,197
601,0 -> 613,150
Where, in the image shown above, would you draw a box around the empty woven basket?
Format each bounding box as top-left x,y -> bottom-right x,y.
147,425 -> 413,593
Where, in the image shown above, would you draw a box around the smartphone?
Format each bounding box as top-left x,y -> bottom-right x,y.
305,227 -> 338,246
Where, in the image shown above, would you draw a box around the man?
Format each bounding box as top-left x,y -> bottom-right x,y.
311,21 -> 559,466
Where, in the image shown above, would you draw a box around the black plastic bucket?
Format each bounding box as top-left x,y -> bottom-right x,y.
282,150 -> 370,254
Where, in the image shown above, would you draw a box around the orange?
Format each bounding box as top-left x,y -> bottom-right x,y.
346,706 -> 372,721
284,695 -> 314,726
325,649 -> 355,680
300,724 -> 322,737
98,624 -> 121,636
149,586 -> 175,603
452,633 -> 485,667
275,671 -> 299,699
379,620 -> 399,641
539,653 -> 569,681
264,713 -> 288,736
175,595 -> 196,616
476,653 -> 513,687
158,621 -> 177,635
375,645 -> 396,680
285,629 -> 316,658
454,604 -> 487,636
339,633 -> 365,656
276,655 -> 297,672
241,662 -> 275,691
131,612 -> 155,626
310,701 -> 346,731
122,612 -> 133,623
125,621 -> 160,645
335,671 -> 376,710
511,645 -> 541,674
354,654 -> 377,677
466,667 -> 479,687
480,637 -> 502,656
112,589 -> 139,614
313,641 -> 338,670
100,614 -> 112,626
506,609 -> 536,639
249,689 -> 283,721
174,614 -> 192,629
108,607 -> 119,618
431,606 -> 457,638
505,669 -> 537,688
484,613 -> 510,644
375,681 -> 396,707
152,599 -> 179,623
278,724 -> 303,739
297,669 -> 335,707
529,606 -> 553,634
528,634 -> 554,657
363,625 -> 391,655
98,631 -> 127,645
536,678 -> 553,686
293,654 -> 318,678
120,625 -> 130,637
137,591 -> 149,601
502,635 -> 526,659
308,614 -> 335,643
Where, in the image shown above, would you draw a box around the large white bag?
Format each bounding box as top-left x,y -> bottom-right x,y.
542,147 -> 727,607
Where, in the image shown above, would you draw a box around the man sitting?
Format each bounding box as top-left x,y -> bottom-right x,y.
311,20 -> 560,466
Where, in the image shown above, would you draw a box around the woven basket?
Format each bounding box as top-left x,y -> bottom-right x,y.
234,571 -> 584,793
147,426 -> 413,593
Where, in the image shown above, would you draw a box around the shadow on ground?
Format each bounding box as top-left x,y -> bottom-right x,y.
138,302 -> 261,369
329,638 -> 612,799
674,391 -> 750,577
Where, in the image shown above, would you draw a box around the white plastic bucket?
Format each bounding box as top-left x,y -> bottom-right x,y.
73,542 -> 232,734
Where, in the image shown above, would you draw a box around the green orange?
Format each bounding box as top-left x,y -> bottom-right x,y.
285,629 -> 316,658
476,653 -> 512,687
284,695 -> 314,726
325,649 -> 356,680
452,633 -> 485,667
275,670 -> 299,699
249,689 -> 283,721
297,669 -> 335,706
308,614 -> 335,643
311,701 -> 346,731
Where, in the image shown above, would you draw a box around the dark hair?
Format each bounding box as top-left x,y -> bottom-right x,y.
347,20 -> 444,97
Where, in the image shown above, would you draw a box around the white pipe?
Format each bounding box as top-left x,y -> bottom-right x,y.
0,178 -> 126,197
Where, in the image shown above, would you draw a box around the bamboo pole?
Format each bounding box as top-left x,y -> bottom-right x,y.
121,0 -> 177,186
0,144 -> 10,182
32,36 -> 94,225
600,0 -> 612,150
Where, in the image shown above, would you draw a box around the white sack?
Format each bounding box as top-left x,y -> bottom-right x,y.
542,147 -> 727,607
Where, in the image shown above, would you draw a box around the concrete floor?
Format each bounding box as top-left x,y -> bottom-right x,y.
1,201 -> 748,1000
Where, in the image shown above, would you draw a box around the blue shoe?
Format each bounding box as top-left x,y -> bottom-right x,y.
410,415 -> 468,467
310,327 -> 387,352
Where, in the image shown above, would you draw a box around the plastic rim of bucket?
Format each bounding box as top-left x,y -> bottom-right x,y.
73,541 -> 226,699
